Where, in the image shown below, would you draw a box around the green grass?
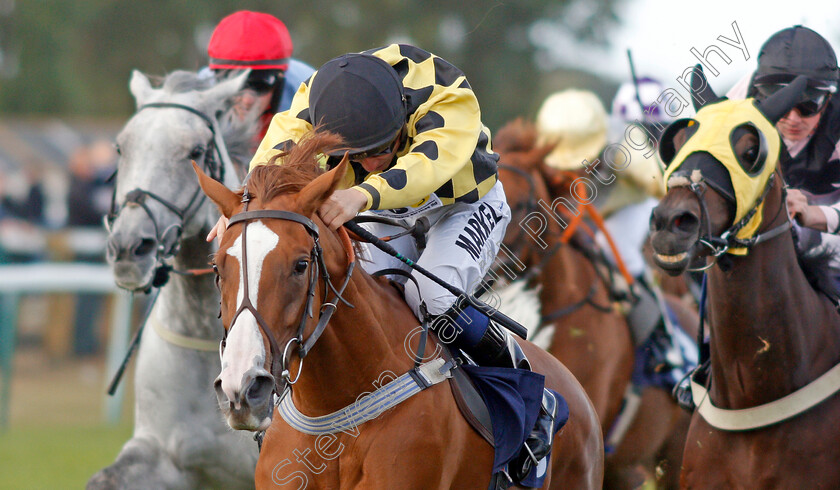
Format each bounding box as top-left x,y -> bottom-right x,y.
0,424 -> 132,489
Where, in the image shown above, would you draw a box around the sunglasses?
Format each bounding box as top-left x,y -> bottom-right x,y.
347,134 -> 400,163
214,69 -> 283,94
756,83 -> 832,117
791,96 -> 830,117
243,76 -> 281,94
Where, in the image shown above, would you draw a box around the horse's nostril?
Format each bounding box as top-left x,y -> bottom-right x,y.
133,238 -> 157,257
651,207 -> 669,232
246,375 -> 274,405
673,211 -> 699,233
213,378 -> 228,404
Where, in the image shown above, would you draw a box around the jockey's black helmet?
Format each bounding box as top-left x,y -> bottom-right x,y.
309,53 -> 407,154
752,26 -> 839,100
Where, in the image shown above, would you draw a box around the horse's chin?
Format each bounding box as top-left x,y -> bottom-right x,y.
224,412 -> 272,432
110,260 -> 156,291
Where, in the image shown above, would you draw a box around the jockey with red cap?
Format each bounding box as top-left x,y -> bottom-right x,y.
207,11 -> 314,139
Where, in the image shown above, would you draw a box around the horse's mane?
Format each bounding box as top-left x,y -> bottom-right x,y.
493,118 -> 539,156
245,130 -> 346,203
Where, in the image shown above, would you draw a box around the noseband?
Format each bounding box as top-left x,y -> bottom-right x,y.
107,102 -> 236,287
221,190 -> 356,397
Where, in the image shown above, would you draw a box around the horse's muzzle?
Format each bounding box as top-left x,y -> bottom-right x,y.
214,367 -> 275,431
649,202 -> 701,275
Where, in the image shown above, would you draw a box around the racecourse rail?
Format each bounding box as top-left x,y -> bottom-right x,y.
0,262 -> 133,429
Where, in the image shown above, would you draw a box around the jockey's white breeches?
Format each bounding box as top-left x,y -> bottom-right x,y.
358,179 -> 511,318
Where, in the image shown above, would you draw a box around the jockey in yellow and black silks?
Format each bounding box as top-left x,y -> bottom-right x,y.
251,44 -> 499,212
210,44 -> 559,483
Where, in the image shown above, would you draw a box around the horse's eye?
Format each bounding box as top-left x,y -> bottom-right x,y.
293,259 -> 308,275
114,144 -> 122,156
731,124 -> 766,175
744,146 -> 758,164
189,146 -> 205,160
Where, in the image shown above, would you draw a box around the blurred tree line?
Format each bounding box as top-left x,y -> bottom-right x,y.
0,0 -> 623,130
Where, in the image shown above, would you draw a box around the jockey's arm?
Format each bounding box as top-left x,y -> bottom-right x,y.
353,85 -> 483,211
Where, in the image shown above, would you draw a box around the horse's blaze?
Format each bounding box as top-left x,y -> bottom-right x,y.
216,220 -> 279,427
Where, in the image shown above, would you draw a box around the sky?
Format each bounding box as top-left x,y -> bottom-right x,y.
533,0 -> 840,95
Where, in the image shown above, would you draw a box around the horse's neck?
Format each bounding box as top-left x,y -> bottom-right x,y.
707,221 -> 840,406
289,269 -> 418,417
155,232 -> 222,339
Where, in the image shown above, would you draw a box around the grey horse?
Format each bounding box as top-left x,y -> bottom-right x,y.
87,70 -> 259,489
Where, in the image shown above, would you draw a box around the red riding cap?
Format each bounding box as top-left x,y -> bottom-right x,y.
207,11 -> 293,71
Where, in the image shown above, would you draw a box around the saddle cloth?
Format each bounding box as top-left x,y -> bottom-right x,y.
442,344 -> 569,488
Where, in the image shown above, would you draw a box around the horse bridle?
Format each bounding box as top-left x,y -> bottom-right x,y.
220,190 -> 356,397
106,102 -> 235,287
671,169 -> 791,271
497,164 -> 541,253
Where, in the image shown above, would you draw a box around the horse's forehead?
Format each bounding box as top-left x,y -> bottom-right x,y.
126,105 -> 206,135
121,92 -> 210,137
117,108 -> 212,170
227,221 -> 280,308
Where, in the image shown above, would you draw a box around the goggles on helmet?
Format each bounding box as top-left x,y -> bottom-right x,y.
349,140 -> 396,161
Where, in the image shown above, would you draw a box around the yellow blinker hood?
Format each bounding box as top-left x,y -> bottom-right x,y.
662,99 -> 781,254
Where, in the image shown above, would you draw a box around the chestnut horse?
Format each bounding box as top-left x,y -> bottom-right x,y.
194,132 -> 604,488
650,67 -> 840,487
493,119 -> 694,488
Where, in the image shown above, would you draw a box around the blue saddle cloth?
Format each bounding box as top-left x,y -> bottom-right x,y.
461,365 -> 569,488
631,305 -> 698,392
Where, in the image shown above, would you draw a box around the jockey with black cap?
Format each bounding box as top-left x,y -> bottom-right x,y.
209,44 -> 558,483
727,26 -> 840,255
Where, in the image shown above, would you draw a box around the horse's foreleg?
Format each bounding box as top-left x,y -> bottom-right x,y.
87,437 -> 195,490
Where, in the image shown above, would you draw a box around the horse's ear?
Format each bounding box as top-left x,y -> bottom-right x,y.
129,70 -> 154,109
203,70 -> 250,109
756,75 -> 809,123
297,153 -> 349,217
192,161 -> 239,218
690,64 -> 719,111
